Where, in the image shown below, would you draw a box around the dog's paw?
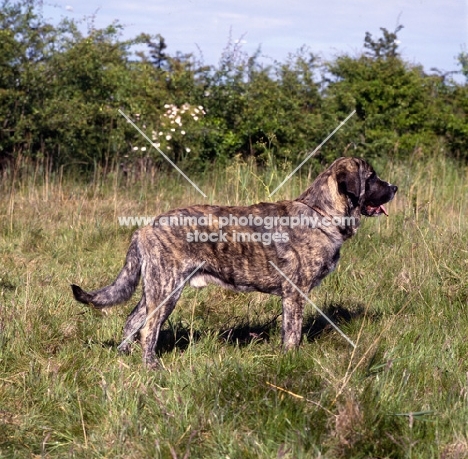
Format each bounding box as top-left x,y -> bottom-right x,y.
144,355 -> 163,370
117,341 -> 132,355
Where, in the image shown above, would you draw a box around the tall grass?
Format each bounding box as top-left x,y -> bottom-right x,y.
0,154 -> 467,458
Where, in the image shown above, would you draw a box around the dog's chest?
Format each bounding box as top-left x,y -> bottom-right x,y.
308,248 -> 341,288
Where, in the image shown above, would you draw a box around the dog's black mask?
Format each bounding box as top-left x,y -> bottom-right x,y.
361,171 -> 398,216
336,158 -> 398,217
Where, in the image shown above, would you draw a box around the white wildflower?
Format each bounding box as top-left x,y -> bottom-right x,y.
181,130 -> 186,135
185,147 -> 191,153
166,135 -> 172,140
132,146 -> 139,151
170,128 -> 175,132
193,116 -> 199,121
141,147 -> 146,152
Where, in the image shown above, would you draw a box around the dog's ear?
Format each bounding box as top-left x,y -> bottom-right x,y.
336,159 -> 362,202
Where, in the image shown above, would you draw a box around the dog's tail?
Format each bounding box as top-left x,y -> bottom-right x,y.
71,231 -> 142,309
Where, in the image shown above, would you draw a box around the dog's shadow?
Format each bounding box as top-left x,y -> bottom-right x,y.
303,302 -> 371,342
102,301 -> 372,355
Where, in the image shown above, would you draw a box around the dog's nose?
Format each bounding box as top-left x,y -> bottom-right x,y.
391,185 -> 398,193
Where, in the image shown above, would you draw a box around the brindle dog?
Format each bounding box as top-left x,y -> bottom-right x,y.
72,157 -> 397,367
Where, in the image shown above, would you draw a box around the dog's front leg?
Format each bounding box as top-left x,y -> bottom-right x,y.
281,289 -> 306,350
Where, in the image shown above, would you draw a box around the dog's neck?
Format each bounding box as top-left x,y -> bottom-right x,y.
295,170 -> 362,240
310,205 -> 329,219
296,198 -> 360,240
299,201 -> 331,219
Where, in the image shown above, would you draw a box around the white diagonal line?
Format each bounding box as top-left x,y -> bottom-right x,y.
119,109 -> 207,198
269,110 -> 356,197
268,261 -> 356,348
117,261 -> 206,352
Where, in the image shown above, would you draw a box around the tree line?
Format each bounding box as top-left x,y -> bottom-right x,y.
1,0 -> 468,175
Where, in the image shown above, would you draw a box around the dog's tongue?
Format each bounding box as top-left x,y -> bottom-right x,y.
367,204 -> 389,216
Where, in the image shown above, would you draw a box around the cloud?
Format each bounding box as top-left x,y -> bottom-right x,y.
43,0 -> 467,76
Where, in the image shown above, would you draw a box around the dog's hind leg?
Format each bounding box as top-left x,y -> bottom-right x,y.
118,294 -> 146,354
139,267 -> 184,368
140,294 -> 182,368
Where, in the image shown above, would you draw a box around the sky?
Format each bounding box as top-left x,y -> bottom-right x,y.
41,0 -> 467,81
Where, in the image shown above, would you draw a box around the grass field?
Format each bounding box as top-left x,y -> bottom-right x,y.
1,154 -> 468,458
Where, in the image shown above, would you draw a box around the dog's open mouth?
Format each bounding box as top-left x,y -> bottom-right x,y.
364,204 -> 388,216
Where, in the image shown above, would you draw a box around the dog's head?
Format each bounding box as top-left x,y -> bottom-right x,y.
334,157 -> 398,217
